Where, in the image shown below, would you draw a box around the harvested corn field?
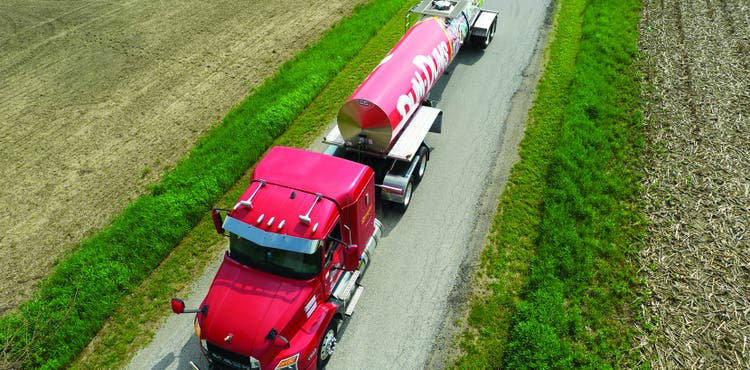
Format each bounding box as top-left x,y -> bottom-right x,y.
637,0 -> 750,368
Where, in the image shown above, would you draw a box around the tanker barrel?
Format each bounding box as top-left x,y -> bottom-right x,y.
336,2 -> 481,153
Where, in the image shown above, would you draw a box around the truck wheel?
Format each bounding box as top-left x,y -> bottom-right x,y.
398,180 -> 413,213
415,146 -> 428,184
317,319 -> 339,368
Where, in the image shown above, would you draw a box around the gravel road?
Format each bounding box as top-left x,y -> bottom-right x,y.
128,0 -> 553,369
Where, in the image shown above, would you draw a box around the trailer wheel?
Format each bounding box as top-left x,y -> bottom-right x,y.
317,319 -> 339,368
398,180 -> 414,213
415,146 -> 428,184
480,19 -> 497,50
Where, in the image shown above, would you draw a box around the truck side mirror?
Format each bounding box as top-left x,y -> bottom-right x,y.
171,298 -> 186,314
211,206 -> 224,234
171,298 -> 208,316
343,244 -> 360,271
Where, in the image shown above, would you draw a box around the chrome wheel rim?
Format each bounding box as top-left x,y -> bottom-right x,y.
403,182 -> 413,207
319,329 -> 336,361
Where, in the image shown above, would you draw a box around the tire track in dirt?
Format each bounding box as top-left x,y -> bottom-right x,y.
718,0 -> 750,81
672,2 -> 698,119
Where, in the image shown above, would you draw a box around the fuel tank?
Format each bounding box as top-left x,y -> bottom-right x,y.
337,2 -> 480,153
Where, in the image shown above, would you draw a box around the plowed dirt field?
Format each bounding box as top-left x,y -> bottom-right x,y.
0,0 -> 366,315
638,0 -> 749,368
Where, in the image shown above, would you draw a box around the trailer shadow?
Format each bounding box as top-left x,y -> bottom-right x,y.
456,44 -> 488,67
425,45 -> 486,104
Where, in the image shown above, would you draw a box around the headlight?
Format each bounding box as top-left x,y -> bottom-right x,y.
275,353 -> 299,370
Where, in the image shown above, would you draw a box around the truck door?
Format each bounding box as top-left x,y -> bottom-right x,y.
323,222 -> 345,295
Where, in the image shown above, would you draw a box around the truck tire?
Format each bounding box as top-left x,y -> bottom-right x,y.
397,180 -> 414,213
317,319 -> 339,368
414,146 -> 428,184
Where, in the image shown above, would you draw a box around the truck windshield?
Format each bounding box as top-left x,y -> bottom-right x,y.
229,232 -> 321,280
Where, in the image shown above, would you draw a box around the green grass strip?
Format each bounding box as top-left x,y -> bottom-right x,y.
504,0 -> 644,366
455,0 -> 644,368
0,1 -> 409,368
455,0 -> 584,367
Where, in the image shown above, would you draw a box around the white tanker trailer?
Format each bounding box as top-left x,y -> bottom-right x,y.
324,0 -> 497,211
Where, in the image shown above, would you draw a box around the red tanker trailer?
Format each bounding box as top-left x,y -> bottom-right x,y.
171,1 -> 497,369
338,0 -> 496,151
326,0 -> 497,210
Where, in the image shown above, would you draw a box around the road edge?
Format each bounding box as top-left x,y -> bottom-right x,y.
423,2 -> 555,367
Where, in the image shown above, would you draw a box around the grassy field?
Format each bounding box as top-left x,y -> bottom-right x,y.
0,1 -> 411,368
455,0 -> 645,368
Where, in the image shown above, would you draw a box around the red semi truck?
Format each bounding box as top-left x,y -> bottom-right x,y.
170,1 -> 497,369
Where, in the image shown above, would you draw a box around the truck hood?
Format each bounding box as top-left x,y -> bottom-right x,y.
199,253 -> 317,360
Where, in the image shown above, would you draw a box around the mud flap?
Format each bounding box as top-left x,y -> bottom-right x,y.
429,110 -> 443,133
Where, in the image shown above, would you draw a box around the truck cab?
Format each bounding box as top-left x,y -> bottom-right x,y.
172,146 -> 381,370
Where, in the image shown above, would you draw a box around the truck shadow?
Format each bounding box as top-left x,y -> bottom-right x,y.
373,193 -> 399,238
149,352 -> 175,370
373,174 -> 433,238
149,335 -> 208,370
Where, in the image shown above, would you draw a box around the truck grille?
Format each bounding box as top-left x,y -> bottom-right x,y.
207,342 -> 260,370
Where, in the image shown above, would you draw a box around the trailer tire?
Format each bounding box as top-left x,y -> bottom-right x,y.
398,180 -> 414,213
415,146 -> 428,184
480,18 -> 497,50
317,319 -> 339,368
479,22 -> 495,49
